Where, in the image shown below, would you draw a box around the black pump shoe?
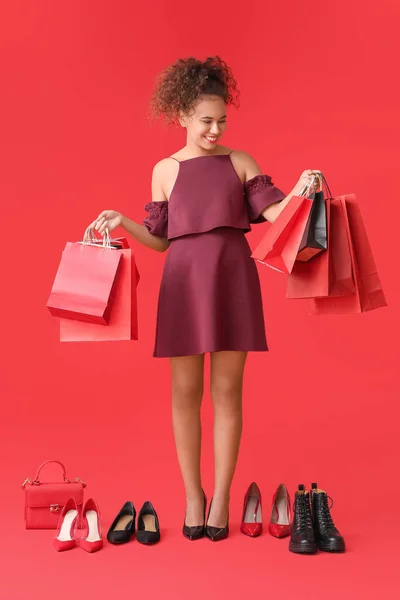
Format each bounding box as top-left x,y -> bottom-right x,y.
311,483 -> 345,552
205,498 -> 229,542
183,490 -> 207,540
289,485 -> 317,554
136,501 -> 160,545
107,501 -> 136,544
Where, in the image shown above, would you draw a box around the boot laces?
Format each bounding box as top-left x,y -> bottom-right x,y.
317,494 -> 336,531
294,494 -> 313,533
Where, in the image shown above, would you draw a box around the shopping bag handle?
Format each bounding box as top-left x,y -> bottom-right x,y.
299,172 -> 323,198
299,172 -> 334,200
321,173 -> 333,200
81,225 -> 116,249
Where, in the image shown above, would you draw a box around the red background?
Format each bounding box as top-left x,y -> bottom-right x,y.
1,1 -> 398,598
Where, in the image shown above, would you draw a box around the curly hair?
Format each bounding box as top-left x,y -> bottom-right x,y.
149,56 -> 240,125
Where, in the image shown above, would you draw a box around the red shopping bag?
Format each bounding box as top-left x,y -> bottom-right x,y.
287,197 -> 356,298
60,237 -> 140,341
251,195 -> 313,274
47,241 -> 122,324
309,195 -> 387,314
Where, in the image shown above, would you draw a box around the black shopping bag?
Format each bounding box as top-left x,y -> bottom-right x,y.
296,176 -> 328,262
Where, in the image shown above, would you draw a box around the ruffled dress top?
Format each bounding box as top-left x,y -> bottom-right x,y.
143,152 -> 285,357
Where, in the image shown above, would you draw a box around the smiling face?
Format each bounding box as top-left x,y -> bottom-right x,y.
179,95 -> 228,152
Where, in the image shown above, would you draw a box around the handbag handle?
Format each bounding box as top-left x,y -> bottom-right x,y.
21,460 -> 87,488
33,460 -> 69,484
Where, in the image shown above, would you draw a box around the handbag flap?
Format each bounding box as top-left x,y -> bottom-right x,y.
25,482 -> 84,508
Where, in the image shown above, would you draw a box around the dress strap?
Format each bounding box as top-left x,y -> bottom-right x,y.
169,152 -> 234,162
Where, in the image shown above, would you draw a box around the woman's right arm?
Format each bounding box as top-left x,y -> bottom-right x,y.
120,215 -> 170,253
94,161 -> 171,253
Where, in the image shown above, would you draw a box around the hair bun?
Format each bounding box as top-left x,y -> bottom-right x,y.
150,55 -> 239,124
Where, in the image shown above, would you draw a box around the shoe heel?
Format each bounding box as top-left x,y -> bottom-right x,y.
240,482 -> 262,537
80,498 -> 103,553
183,489 -> 207,540
205,498 -> 229,542
53,497 -> 78,552
269,483 -> 291,539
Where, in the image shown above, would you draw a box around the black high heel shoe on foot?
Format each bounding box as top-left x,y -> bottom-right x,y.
182,490 -> 207,540
205,498 -> 229,542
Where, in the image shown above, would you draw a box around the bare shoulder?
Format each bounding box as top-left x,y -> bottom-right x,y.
230,150 -> 262,181
152,157 -> 179,177
151,158 -> 179,202
231,150 -> 261,170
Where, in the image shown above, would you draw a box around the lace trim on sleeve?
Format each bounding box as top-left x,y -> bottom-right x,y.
143,201 -> 169,237
244,174 -> 273,194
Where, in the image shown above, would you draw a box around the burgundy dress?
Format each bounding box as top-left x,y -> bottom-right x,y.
143,152 -> 286,358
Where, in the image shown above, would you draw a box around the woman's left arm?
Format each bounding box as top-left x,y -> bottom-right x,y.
239,151 -> 319,224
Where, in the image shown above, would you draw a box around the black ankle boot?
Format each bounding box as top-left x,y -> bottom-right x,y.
289,484 -> 317,554
311,483 -> 345,552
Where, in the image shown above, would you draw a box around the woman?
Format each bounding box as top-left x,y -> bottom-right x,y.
92,56 -> 319,541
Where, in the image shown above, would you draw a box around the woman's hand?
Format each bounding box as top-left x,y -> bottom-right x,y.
91,210 -> 123,235
295,170 -> 322,194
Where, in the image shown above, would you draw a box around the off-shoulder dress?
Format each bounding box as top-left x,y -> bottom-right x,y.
143,151 -> 286,358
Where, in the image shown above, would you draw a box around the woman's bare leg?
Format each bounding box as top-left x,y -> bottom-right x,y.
207,351 -> 248,528
170,353 -> 205,526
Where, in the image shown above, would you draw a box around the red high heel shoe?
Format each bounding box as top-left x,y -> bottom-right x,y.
240,482 -> 262,537
269,483 -> 291,538
53,497 -> 79,552
80,498 -> 103,553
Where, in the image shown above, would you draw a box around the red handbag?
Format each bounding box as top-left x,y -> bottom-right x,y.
21,460 -> 86,529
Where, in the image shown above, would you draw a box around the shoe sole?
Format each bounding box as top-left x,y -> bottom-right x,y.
136,537 -> 160,545
205,533 -> 229,542
241,531 -> 262,538
183,533 -> 204,540
318,542 -> 346,553
289,541 -> 317,554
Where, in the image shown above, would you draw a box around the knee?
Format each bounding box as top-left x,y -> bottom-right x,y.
211,379 -> 243,413
172,380 -> 203,410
